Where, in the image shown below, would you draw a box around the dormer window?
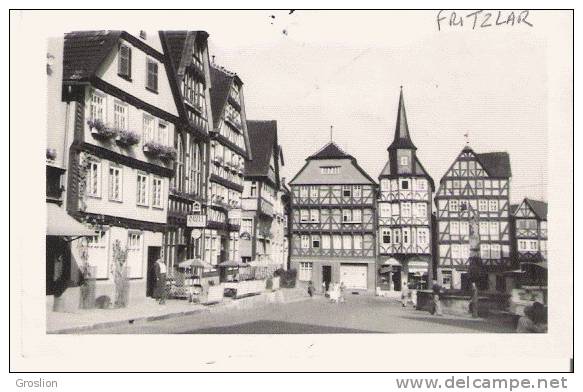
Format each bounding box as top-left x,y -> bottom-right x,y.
118,43 -> 132,79
321,166 -> 340,175
400,156 -> 409,166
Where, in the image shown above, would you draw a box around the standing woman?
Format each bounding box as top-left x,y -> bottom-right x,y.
401,281 -> 409,308
155,258 -> 167,305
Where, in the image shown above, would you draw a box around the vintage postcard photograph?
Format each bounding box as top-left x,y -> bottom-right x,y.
9,8 -> 573,373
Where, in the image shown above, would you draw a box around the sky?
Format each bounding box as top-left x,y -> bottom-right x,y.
203,11 -> 548,203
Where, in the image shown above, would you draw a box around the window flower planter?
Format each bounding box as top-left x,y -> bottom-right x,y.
143,142 -> 177,162
88,119 -> 117,139
46,148 -> 57,162
115,129 -> 140,147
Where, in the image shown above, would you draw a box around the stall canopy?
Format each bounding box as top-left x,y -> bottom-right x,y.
177,259 -> 213,269
46,203 -> 95,237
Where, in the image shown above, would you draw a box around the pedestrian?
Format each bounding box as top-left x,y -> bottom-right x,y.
401,281 -> 409,308
339,281 -> 346,303
431,281 -> 443,316
154,258 -> 167,305
307,281 -> 314,297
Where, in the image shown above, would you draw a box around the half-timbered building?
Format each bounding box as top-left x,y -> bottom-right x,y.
60,31 -> 179,304
377,89 -> 435,293
511,198 -> 547,263
434,146 -> 512,292
207,64 -> 251,270
289,142 -> 377,292
240,121 -> 284,265
159,31 -> 213,280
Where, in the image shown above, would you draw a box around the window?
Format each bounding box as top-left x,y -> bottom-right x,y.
87,160 -> 101,197
322,235 -> 331,249
402,228 -> 410,245
299,186 -> 308,197
529,241 -> 538,251
300,209 -> 309,222
353,185 -> 362,198
143,115 -> 155,142
146,58 -> 158,92
452,244 -> 461,259
460,221 -> 469,235
479,222 -> 489,235
450,221 -> 460,235
382,229 -> 391,244
241,218 -> 253,236
461,244 -> 470,259
416,179 -> 426,191
480,244 -> 491,259
342,186 -> 351,197
87,230 -> 106,248
476,180 -> 484,188
90,92 -> 106,122
309,186 -> 318,198
152,176 -> 163,208
301,235 -> 310,249
342,235 -> 352,250
118,43 -> 132,78
417,228 -> 428,245
380,203 -> 391,218
401,179 -> 409,190
381,179 -> 390,191
250,182 -> 258,197
136,173 -> 148,205
310,209 -> 319,223
108,165 -> 122,201
401,202 -> 412,217
489,222 -> 499,238
312,235 -> 320,249
415,203 -> 427,218
449,199 -> 460,212
354,235 -> 363,250
157,121 -> 168,145
518,240 -> 528,251
114,101 -> 128,130
400,156 -> 409,166
352,209 -> 362,223
127,231 -> 143,278
489,199 -> 499,212
442,271 -> 452,288
490,244 -> 501,259
393,229 -> 401,244
479,200 -> 488,212
342,209 -> 351,223
333,235 -> 342,249
321,166 -> 340,175
299,262 -> 313,281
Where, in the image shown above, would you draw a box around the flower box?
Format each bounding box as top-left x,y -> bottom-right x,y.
46,148 -> 57,162
88,119 -> 117,139
143,142 -> 177,162
115,129 -> 140,147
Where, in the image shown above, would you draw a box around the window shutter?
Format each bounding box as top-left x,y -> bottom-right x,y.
127,46 -> 132,77
118,44 -> 132,78
147,60 -> 158,91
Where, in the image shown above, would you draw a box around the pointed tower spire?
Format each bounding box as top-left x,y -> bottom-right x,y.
388,87 -> 417,151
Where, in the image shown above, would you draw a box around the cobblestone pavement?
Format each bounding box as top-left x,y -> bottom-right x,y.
87,293 -> 516,334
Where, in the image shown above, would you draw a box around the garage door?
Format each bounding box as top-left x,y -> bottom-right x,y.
340,264 -> 368,290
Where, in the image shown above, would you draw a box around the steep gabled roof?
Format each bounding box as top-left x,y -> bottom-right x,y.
307,142 -> 353,160
475,151 -> 512,178
62,30 -> 122,81
525,198 -> 548,220
510,204 -> 520,215
245,120 -> 278,178
379,156 -> 435,190
210,65 -> 235,128
388,88 -> 417,151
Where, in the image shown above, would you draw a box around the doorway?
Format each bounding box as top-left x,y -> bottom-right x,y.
322,265 -> 331,291
146,246 -> 161,297
392,266 -> 402,291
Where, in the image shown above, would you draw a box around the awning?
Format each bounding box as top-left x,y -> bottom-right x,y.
177,259 -> 213,269
46,203 -> 95,237
383,258 -> 401,266
218,260 -> 247,268
522,261 -> 548,270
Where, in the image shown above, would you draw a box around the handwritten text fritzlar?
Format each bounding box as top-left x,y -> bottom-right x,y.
437,10 -> 533,31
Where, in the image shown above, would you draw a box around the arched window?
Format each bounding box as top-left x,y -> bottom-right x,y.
174,135 -> 185,191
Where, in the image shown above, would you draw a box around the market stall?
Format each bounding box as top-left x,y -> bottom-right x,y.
168,258 -> 212,302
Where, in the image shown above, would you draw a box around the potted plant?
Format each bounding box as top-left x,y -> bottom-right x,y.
160,145 -> 177,162
87,119 -> 117,139
143,141 -> 166,157
46,148 -> 57,162
115,129 -> 140,147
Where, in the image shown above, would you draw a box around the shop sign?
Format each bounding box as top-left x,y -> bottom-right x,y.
192,201 -> 202,213
187,214 -> 207,228
191,229 -> 203,240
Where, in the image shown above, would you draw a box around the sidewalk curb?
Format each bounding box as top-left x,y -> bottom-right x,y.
49,291 -> 311,334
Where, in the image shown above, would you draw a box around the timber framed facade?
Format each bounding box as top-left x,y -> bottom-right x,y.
289,142 -> 377,293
